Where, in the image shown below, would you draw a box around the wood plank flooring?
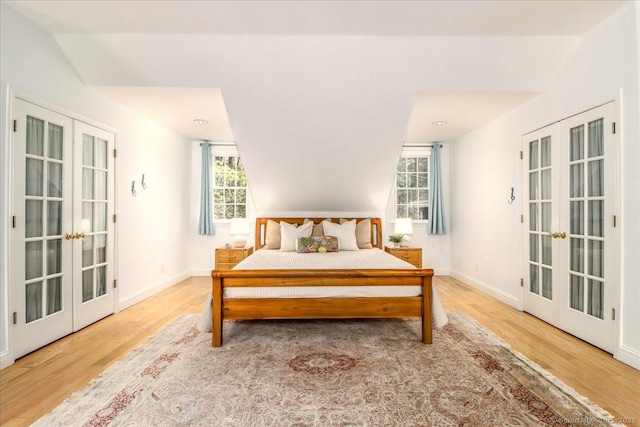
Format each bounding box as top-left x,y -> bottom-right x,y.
1,275 -> 638,426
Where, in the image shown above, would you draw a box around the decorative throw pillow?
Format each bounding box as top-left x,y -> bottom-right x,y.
340,218 -> 373,249
304,218 -> 331,237
280,221 -> 313,252
322,219 -> 359,251
263,219 -> 281,249
296,236 -> 339,253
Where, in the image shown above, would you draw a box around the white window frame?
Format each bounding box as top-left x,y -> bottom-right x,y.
394,146 -> 430,223
210,145 -> 254,223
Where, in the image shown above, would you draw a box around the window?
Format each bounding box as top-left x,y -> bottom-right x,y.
395,148 -> 429,220
213,151 -> 248,219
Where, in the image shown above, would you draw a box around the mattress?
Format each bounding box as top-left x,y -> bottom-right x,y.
226,248 -> 419,298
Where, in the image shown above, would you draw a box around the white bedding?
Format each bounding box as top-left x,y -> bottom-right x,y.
198,248 -> 448,332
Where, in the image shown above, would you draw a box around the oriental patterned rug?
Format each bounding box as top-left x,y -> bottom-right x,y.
33,314 -> 621,426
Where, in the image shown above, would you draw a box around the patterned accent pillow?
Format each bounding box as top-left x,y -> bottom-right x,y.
296,236 -> 340,253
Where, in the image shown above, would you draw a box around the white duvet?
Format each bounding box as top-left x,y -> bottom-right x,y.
199,248 -> 448,331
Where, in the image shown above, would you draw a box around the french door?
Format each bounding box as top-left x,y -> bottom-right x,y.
523,102 -> 618,353
11,99 -> 115,358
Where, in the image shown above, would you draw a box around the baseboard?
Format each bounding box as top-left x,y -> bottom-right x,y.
0,351 -> 14,370
449,269 -> 519,309
616,344 -> 640,370
118,271 -> 191,311
191,269 -> 212,277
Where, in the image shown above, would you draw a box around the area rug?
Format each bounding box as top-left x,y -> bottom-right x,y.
33,313 -> 621,426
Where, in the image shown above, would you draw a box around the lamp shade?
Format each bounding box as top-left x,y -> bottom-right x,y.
230,218 -> 249,235
394,218 -> 413,235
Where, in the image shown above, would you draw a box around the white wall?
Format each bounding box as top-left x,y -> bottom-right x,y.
450,3 -> 640,367
0,3 -> 192,368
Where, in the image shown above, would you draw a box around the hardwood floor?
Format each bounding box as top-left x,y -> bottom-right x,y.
1,275 -> 638,425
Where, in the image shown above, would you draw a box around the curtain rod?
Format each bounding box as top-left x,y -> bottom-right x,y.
404,143 -> 444,148
199,141 -> 236,146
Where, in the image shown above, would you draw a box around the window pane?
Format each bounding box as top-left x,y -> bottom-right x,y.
224,189 -> 235,204
48,123 -> 63,160
587,279 -> 604,319
26,116 -> 44,156
236,204 -> 246,218
26,282 -> 43,323
588,119 -> 604,158
83,168 -> 94,199
541,235 -> 552,266
82,202 -> 93,232
529,140 -> 538,170
588,240 -> 604,278
570,201 -> 584,235
82,235 -> 94,267
540,136 -> 551,167
396,173 -> 407,188
541,202 -> 551,233
529,264 -> 539,295
406,157 -> 417,172
529,203 -> 538,231
588,160 -> 603,197
96,234 -> 106,263
82,269 -> 94,302
397,205 -> 407,218
570,164 -> 583,198
417,157 -> 429,172
541,267 -> 552,300
397,189 -> 408,204
588,200 -> 603,237
26,200 -> 43,238
26,158 -> 43,196
96,138 -> 107,169
95,202 -> 107,232
570,125 -> 584,161
529,172 -> 538,200
570,275 -> 584,311
407,173 -> 417,188
46,277 -> 62,315
224,205 -> 235,219
95,171 -> 107,200
541,169 -> 551,200
97,266 -> 107,297
418,173 -> 428,187
26,241 -> 43,280
570,238 -> 584,273
47,239 -> 62,275
47,201 -> 62,236
529,234 -> 538,262
83,134 -> 94,167
397,157 -> 406,172
48,161 -> 62,197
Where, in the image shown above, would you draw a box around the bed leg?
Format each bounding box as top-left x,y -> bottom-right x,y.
422,275 -> 433,344
212,274 -> 223,347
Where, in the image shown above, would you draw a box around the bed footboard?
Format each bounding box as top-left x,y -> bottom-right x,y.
211,268 -> 433,347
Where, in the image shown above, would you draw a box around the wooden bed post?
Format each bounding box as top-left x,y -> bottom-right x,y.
421,274 -> 433,344
212,273 -> 223,347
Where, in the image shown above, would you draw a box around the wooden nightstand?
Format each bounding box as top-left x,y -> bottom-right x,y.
385,246 -> 422,268
215,246 -> 254,270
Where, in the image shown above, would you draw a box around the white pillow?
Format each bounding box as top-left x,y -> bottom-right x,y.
280,221 -> 313,252
322,220 -> 359,251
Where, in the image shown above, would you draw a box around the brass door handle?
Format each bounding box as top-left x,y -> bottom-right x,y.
549,232 -> 566,239
65,232 -> 73,240
73,232 -> 85,239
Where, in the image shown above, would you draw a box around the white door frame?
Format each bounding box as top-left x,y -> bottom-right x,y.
521,97 -> 622,359
2,87 -> 119,367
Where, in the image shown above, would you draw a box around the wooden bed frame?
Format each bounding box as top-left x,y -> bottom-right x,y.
211,217 -> 434,347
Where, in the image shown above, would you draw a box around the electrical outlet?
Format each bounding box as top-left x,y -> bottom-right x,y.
161,264 -> 165,274
475,263 -> 478,272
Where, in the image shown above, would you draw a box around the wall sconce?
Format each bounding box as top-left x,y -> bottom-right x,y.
131,181 -> 136,197
141,174 -> 147,189
508,187 -> 515,204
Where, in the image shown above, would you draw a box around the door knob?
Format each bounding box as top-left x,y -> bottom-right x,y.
73,232 -> 85,239
548,232 -> 566,239
65,232 -> 73,240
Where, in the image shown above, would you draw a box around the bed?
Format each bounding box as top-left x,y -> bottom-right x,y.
208,217 -> 447,347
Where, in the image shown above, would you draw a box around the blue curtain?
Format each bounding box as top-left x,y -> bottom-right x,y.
198,142 -> 215,235
429,144 -> 446,235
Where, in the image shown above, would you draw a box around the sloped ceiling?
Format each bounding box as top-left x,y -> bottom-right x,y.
6,1 -> 628,213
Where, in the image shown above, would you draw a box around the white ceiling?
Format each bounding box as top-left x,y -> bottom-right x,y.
6,0 -> 628,212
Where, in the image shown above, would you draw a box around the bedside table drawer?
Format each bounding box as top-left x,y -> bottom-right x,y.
217,251 -> 246,263
385,246 -> 422,268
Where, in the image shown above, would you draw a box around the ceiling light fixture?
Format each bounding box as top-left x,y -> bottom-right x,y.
432,121 -> 447,127
193,119 -> 208,124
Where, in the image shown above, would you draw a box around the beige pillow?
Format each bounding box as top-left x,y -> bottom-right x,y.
263,219 -> 281,249
305,218 -> 331,237
340,218 -> 373,249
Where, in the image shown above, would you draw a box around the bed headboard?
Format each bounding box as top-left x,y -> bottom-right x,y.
254,217 -> 383,250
